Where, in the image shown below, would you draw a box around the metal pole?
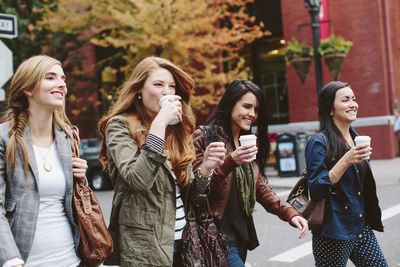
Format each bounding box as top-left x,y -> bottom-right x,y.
305,0 -> 323,94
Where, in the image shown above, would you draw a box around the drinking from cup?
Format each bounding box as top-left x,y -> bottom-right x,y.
159,95 -> 180,125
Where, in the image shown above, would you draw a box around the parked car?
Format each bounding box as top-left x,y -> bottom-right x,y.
80,138 -> 111,190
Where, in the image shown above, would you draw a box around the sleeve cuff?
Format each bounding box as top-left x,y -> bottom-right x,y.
145,133 -> 165,152
3,258 -> 24,267
219,154 -> 238,176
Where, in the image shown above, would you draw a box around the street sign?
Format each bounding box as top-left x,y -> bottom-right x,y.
0,13 -> 18,39
0,40 -> 13,90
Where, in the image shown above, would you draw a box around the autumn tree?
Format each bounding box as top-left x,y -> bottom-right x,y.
0,0 -> 102,136
41,0 -> 269,114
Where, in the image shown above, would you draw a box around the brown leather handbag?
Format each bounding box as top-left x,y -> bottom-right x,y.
286,169 -> 326,232
70,126 -> 113,267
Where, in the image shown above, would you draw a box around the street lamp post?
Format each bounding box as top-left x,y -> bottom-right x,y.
305,0 -> 323,93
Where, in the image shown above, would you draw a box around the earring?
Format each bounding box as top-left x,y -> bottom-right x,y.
137,94 -> 142,100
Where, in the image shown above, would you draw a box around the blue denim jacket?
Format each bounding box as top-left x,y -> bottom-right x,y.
305,128 -> 384,241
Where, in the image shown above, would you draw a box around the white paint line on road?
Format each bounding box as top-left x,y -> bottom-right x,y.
268,242 -> 312,263
276,189 -> 291,198
268,203 -> 400,263
381,203 -> 400,221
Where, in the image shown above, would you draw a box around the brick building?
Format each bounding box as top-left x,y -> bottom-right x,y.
76,0 -> 399,159
246,0 -> 400,159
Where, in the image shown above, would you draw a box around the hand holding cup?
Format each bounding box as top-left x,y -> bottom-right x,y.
354,136 -> 371,160
231,134 -> 258,164
201,142 -> 226,176
159,95 -> 182,125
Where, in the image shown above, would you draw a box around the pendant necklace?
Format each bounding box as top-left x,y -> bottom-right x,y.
38,145 -> 52,172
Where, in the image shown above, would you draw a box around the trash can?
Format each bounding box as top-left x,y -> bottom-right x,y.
276,133 -> 298,177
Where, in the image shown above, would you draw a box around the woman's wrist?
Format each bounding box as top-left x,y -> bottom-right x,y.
198,167 -> 213,180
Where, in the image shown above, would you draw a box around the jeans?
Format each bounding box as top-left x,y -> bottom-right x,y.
225,241 -> 248,267
173,239 -> 184,267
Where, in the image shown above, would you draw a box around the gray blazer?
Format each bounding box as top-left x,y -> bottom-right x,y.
0,121 -> 80,265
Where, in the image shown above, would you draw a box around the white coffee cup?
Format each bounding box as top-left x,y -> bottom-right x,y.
239,134 -> 257,160
354,135 -> 371,159
159,95 -> 180,125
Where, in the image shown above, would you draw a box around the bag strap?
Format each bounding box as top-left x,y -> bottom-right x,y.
70,125 -> 81,158
200,124 -> 214,145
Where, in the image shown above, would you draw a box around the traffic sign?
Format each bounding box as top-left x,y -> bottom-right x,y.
0,13 -> 17,39
0,40 -> 13,90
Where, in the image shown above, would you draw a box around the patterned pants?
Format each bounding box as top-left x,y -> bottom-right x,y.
312,225 -> 388,267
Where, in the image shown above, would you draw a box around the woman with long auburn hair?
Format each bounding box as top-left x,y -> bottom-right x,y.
0,55 -> 88,267
99,56 -> 226,266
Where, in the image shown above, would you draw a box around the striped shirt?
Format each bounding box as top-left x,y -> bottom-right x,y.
145,133 -> 186,240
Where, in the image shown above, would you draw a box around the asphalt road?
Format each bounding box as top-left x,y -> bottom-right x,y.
95,179 -> 400,267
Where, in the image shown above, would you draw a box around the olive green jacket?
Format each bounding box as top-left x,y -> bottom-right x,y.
103,115 -> 208,267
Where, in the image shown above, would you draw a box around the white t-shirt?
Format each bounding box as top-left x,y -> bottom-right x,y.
26,143 -> 80,267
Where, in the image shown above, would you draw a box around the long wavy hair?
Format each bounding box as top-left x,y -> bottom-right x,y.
5,55 -> 73,181
98,56 -> 196,187
318,81 -> 352,167
206,79 -> 269,171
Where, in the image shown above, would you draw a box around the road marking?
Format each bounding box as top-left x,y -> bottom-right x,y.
381,203 -> 400,221
276,189 -> 291,197
268,203 -> 400,263
269,242 -> 312,263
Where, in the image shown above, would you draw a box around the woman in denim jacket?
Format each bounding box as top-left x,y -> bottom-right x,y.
305,81 -> 387,266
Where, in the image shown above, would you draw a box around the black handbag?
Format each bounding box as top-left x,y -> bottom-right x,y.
286,169 -> 326,232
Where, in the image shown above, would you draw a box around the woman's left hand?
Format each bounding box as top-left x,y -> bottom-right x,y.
290,215 -> 309,239
200,142 -> 226,177
72,157 -> 88,179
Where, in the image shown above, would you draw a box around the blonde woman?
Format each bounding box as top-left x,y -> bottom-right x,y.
0,55 -> 88,267
98,56 -> 225,266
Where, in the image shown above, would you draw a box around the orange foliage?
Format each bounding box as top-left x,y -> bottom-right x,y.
41,0 -> 269,113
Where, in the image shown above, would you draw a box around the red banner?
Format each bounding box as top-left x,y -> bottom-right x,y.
319,0 -> 330,40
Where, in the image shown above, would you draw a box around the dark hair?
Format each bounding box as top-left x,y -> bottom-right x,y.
318,81 -> 351,166
206,79 -> 269,171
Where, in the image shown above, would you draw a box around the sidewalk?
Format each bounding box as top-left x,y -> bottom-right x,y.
266,157 -> 400,190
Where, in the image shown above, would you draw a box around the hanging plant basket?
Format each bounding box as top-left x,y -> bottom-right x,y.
323,53 -> 346,80
284,38 -> 314,84
290,56 -> 312,84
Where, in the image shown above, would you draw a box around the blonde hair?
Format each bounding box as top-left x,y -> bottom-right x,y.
5,55 -> 73,181
98,56 -> 196,187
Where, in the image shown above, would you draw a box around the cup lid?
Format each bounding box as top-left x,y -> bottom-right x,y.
239,134 -> 257,141
354,135 -> 371,141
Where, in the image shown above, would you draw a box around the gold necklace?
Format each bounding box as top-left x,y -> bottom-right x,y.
37,145 -> 52,172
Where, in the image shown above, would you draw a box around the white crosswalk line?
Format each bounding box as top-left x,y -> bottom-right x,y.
268,203 -> 400,263
381,203 -> 400,221
269,241 -> 312,263
276,189 -> 291,197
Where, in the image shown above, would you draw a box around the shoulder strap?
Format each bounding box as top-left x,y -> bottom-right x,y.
201,124 -> 214,145
70,125 -> 80,158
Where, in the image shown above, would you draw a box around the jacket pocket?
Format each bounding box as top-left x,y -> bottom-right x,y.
118,208 -> 157,263
119,206 -> 156,229
5,199 -> 17,227
328,199 -> 351,214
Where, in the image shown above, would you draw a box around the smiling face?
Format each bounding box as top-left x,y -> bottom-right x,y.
231,92 -> 259,134
141,68 -> 176,120
25,64 -> 67,112
331,86 -> 358,125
